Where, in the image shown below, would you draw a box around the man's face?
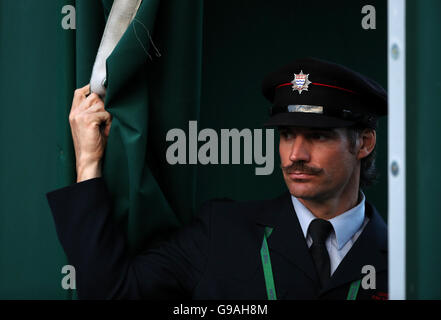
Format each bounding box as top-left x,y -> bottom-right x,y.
279,126 -> 359,202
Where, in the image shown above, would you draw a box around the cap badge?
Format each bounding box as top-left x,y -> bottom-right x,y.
291,70 -> 311,94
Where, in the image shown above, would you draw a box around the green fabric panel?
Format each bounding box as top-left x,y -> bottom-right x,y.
0,0 -> 119,299
0,0 -> 76,299
103,0 -> 203,253
0,0 -> 204,297
75,0 -> 106,86
406,0 -> 441,299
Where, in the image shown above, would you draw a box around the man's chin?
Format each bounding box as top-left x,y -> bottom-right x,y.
285,181 -> 321,200
289,192 -> 318,201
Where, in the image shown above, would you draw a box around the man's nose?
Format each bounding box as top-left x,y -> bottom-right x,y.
289,135 -> 311,163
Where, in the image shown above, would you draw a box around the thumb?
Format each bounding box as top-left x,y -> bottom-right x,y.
100,115 -> 112,137
103,120 -> 112,137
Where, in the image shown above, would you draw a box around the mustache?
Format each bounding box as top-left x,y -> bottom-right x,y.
280,162 -> 323,175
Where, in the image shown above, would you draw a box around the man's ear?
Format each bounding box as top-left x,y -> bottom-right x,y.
357,129 -> 376,160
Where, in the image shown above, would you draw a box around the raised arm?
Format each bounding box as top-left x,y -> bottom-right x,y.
68,84 -> 111,183
46,86 -> 209,299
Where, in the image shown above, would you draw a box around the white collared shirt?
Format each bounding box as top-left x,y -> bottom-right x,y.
291,193 -> 369,275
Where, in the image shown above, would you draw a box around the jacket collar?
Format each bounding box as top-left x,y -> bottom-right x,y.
320,202 -> 387,295
255,192 -> 320,285
255,192 -> 388,294
292,193 -> 366,250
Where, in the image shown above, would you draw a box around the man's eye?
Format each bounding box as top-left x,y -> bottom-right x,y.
311,133 -> 327,140
281,131 -> 293,139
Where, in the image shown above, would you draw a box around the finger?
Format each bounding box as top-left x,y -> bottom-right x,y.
72,84 -> 91,109
78,93 -> 104,111
103,122 -> 112,137
87,93 -> 103,106
80,83 -> 91,94
76,83 -> 91,96
101,116 -> 112,137
90,111 -> 112,126
86,101 -> 106,113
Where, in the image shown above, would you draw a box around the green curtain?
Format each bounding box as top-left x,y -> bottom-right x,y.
0,0 -> 203,299
102,0 -> 203,253
0,0 -> 77,299
0,0 -> 388,299
406,0 -> 441,299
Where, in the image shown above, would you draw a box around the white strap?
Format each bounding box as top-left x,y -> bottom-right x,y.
90,0 -> 143,98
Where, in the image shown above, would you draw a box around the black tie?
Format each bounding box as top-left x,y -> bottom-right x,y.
308,218 -> 333,288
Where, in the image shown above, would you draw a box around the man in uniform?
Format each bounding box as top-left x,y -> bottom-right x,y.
47,57 -> 388,300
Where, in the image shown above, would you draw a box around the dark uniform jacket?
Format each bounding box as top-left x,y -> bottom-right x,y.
46,177 -> 388,300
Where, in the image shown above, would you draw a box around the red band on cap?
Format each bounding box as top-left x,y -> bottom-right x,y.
275,83 -> 292,89
311,82 -> 357,94
276,82 -> 357,94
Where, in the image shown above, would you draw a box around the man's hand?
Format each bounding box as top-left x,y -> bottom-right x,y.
69,84 -> 112,183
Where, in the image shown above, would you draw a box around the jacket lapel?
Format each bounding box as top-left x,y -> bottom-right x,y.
255,192 -> 320,285
320,202 -> 388,295
254,194 -> 387,298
